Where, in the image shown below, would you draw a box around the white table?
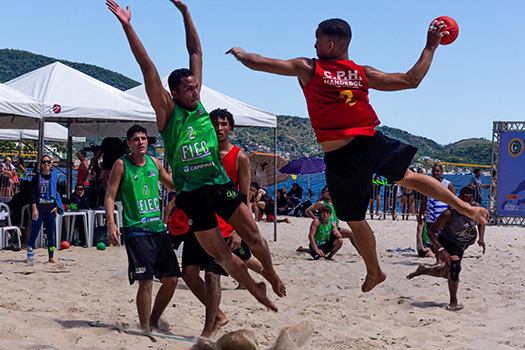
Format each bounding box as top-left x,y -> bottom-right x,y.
55,211 -> 89,247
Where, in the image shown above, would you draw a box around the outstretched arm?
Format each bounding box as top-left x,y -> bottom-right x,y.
106,0 -> 173,130
227,48 -> 315,86
170,1 -> 202,90
364,19 -> 448,91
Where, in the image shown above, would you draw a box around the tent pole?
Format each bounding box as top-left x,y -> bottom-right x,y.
37,119 -> 45,172
274,127 -> 277,242
67,122 -> 73,199
18,132 -> 23,158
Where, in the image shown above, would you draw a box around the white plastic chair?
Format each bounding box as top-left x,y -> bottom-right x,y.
0,203 -> 22,249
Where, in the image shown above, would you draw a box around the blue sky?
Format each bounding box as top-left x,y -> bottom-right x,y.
1,0 -> 524,144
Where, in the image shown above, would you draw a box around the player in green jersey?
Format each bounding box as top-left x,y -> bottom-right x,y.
297,186 -> 358,254
107,0 -> 284,311
105,125 -> 179,333
309,206 -> 343,260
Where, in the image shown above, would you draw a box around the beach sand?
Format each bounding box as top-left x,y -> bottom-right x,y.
1,218 -> 524,349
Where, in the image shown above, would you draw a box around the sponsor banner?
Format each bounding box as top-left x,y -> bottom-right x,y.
497,131 -> 525,216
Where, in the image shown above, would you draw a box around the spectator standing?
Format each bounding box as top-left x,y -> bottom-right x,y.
91,137 -> 126,190
469,169 -> 489,205
27,155 -> 64,263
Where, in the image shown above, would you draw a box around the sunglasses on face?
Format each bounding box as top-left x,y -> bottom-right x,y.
75,188 -> 84,191
41,160 -> 52,164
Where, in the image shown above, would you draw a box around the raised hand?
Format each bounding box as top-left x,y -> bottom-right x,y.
426,19 -> 448,50
169,0 -> 188,14
106,0 -> 131,25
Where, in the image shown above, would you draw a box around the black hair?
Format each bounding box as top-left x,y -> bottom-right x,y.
432,163 -> 443,171
322,185 -> 329,192
250,182 -> 260,190
473,168 -> 481,175
210,108 -> 235,129
317,18 -> 352,46
460,186 -> 475,196
319,205 -> 332,214
77,149 -> 86,157
168,68 -> 195,92
126,124 -> 147,140
41,154 -> 51,161
17,157 -> 25,166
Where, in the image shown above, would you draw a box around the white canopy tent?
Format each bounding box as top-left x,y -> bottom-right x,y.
5,62 -> 157,193
126,75 -> 277,128
0,123 -> 85,143
5,62 -> 157,137
0,83 -> 42,129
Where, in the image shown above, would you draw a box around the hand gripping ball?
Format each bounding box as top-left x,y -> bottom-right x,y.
433,16 -> 459,45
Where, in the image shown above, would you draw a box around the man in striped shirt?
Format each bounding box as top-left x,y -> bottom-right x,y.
417,164 -> 455,257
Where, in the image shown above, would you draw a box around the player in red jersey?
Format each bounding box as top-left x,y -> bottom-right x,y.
228,18 -> 489,292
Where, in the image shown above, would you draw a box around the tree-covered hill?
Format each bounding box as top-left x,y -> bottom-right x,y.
0,49 -> 140,90
0,49 -> 492,165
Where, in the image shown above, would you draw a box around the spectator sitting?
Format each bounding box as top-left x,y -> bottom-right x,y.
276,189 -> 291,214
284,182 -> 303,206
67,184 -> 91,246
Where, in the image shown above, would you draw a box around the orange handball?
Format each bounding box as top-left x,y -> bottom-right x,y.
60,241 -> 70,250
433,16 -> 459,45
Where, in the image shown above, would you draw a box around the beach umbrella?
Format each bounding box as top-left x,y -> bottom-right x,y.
278,156 -> 326,189
278,156 -> 326,175
248,152 -> 289,188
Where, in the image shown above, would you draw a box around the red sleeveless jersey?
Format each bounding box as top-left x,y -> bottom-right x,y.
217,145 -> 241,238
221,145 -> 241,186
301,59 -> 380,143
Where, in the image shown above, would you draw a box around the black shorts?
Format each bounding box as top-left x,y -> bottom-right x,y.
417,243 -> 434,257
324,131 -> 417,222
176,182 -> 246,232
309,233 -> 338,260
231,240 -> 252,260
125,234 -> 181,285
182,231 -> 228,276
438,234 -> 465,260
169,233 -> 186,250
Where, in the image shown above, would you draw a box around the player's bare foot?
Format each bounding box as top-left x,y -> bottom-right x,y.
261,269 -> 286,297
446,302 -> 464,311
463,205 -> 489,225
253,282 -> 278,312
361,271 -> 386,292
211,313 -> 229,336
283,218 -> 291,224
296,246 -> 308,253
48,258 -> 56,263
406,264 -> 425,279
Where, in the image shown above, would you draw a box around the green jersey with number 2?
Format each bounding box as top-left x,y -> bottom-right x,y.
161,102 -> 230,194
